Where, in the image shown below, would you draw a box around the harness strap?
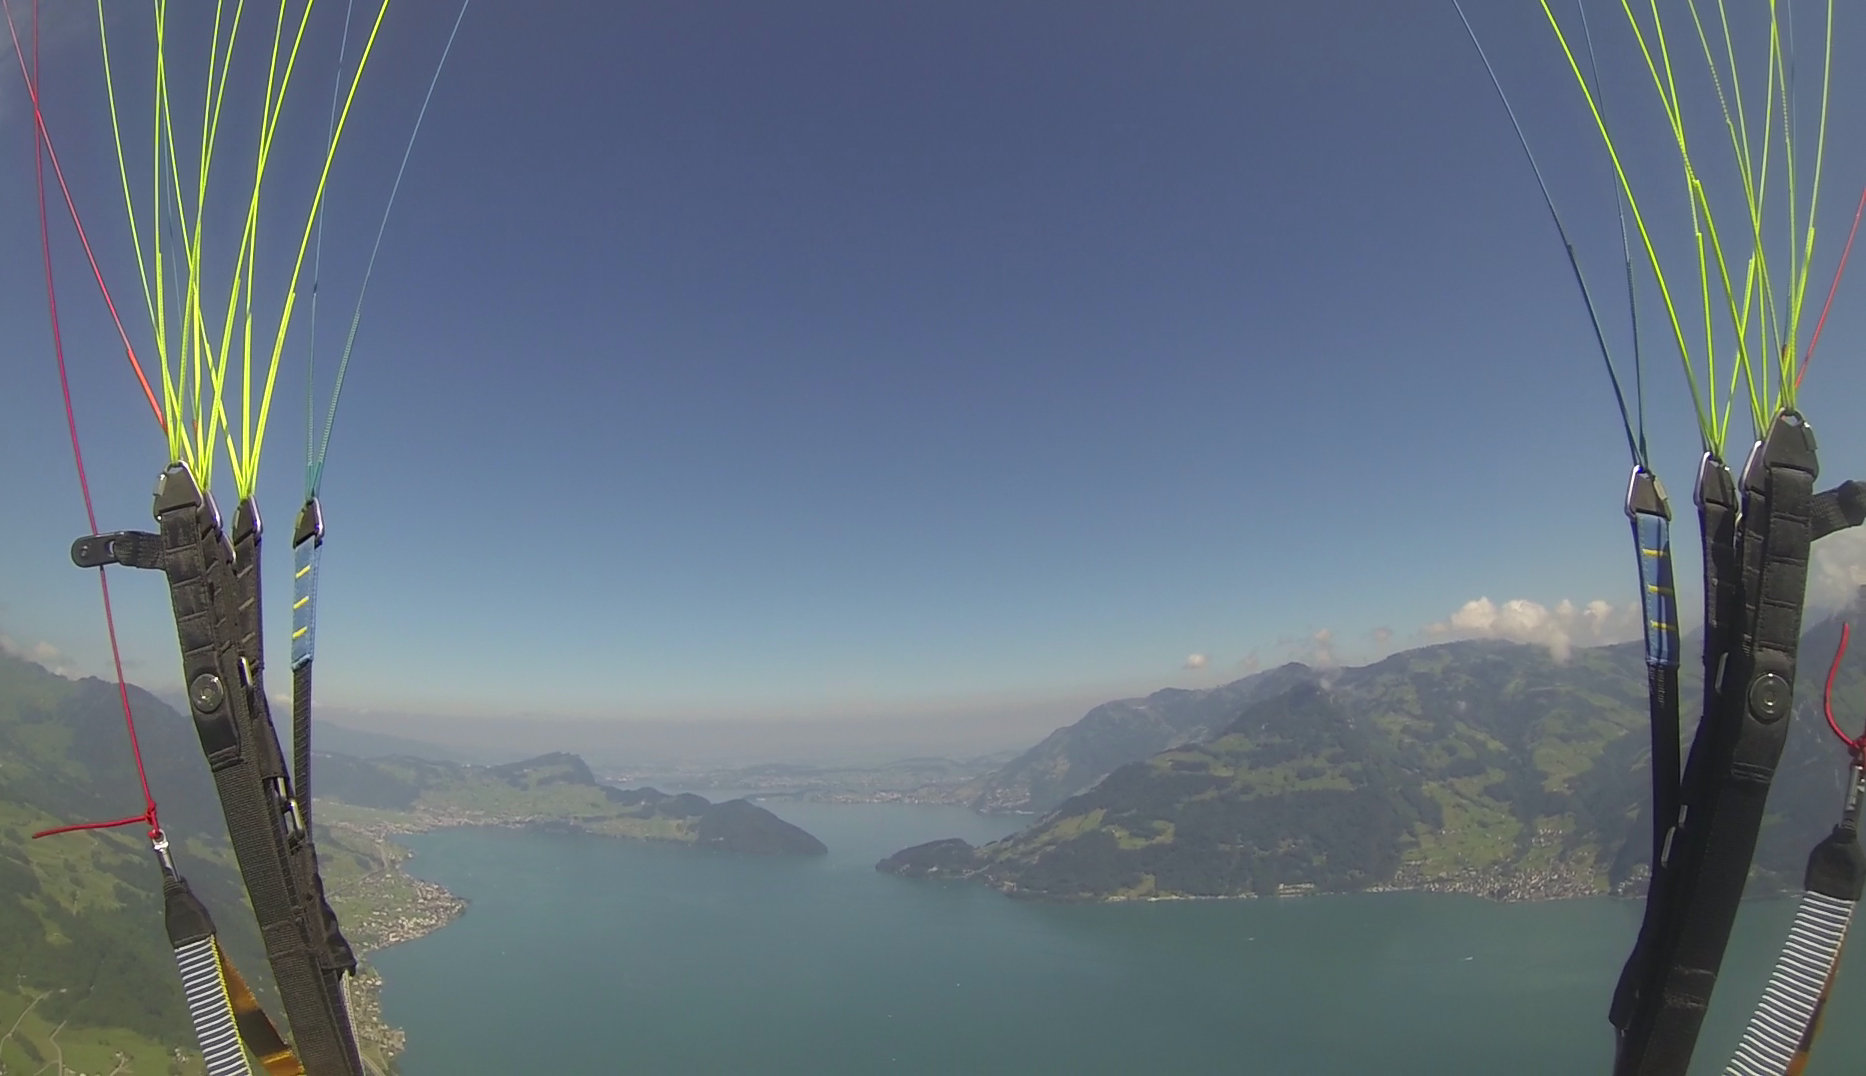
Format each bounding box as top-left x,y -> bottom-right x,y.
291,498 -> 324,839
1613,413 -> 1821,1075
66,473 -> 361,1073
1628,468 -> 1681,864
148,463 -> 364,1076
1609,454 -> 1738,1047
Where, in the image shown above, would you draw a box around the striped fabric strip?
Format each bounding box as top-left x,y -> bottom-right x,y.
174,937 -> 254,1076
1724,891 -> 1855,1076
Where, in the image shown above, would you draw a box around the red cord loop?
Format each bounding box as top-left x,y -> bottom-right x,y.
33,806 -> 159,841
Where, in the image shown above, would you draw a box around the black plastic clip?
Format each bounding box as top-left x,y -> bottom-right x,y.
293,497 -> 324,549
1625,467 -> 1672,520
71,531 -> 164,570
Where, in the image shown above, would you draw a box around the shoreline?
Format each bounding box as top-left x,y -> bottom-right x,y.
322,821 -> 470,1073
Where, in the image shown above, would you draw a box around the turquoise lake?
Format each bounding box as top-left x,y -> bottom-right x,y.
374,800 -> 1864,1074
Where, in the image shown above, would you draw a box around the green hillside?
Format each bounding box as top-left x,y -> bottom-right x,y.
883,619 -> 1865,903
1,652 -> 267,1074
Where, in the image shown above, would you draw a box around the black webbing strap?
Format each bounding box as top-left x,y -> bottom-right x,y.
148,463 -> 365,1076
1609,459 -> 1729,1049
293,661 -> 315,839
290,498 -> 324,841
228,490 -> 359,1063
1694,452 -> 1744,786
1644,664 -> 1680,862
1611,413 -> 1823,1075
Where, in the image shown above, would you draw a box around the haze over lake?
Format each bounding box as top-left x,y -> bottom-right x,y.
375,801 -> 1865,1075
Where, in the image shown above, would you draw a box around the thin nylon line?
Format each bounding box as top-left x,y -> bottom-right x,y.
247,0 -> 395,494
1771,0 -> 1794,410
236,0 -> 314,491
1661,17 -> 1766,440
16,0 -> 160,842
1577,0 -> 1647,462
1453,0 -> 1641,466
156,0 -> 213,473
97,0 -> 178,454
95,2 -> 158,350
311,0 -> 470,493
1630,1 -> 1766,449
224,0 -> 338,495
158,0 -> 204,469
1625,2 -> 1720,412
1541,1 -> 1717,454
209,0 -> 300,494
184,0 -> 246,483
306,0 -> 360,494
1798,182 -> 1866,387
1783,0 -> 1837,412
1761,1 -> 1792,410
1688,0 -> 1779,434
187,0 -> 231,456
1618,1 -> 1750,448
1765,1 -> 1793,420
153,0 -> 214,478
1,5 -> 163,432
1774,1 -> 1798,405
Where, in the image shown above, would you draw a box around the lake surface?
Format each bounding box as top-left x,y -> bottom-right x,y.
375,800 -> 1864,1074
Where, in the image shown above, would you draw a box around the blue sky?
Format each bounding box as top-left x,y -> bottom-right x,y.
4,2 -> 1865,746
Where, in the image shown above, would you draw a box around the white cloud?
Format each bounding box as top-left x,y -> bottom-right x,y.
1183,653 -> 1208,671
1809,528 -> 1866,613
1235,651 -> 1263,674
1274,628 -> 1339,670
1,634 -> 70,676
1427,596 -> 1638,662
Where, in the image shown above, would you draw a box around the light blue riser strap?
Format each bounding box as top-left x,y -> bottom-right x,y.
291,499 -> 324,671
1634,510 -> 1679,670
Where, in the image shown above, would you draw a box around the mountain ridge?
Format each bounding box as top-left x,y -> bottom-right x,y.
881,612 -> 1866,903
313,748 -> 829,856
952,660 -> 1322,813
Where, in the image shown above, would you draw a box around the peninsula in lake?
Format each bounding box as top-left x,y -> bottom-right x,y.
313,750 -> 828,856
